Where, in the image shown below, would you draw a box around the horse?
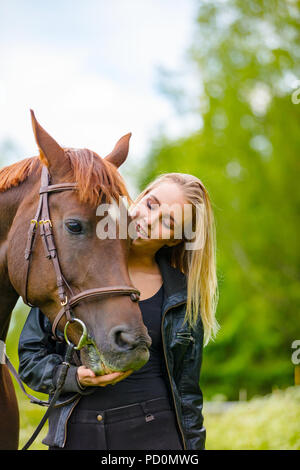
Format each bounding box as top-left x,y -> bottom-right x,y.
0,111 -> 151,450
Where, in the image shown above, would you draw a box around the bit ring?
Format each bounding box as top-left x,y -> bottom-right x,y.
64,318 -> 88,350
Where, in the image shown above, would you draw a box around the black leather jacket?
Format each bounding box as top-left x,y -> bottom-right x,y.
18,247 -> 206,449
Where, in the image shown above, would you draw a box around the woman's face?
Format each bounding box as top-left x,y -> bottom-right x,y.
130,181 -> 189,251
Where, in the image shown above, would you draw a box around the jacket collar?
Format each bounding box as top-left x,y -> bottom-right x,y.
155,246 -> 187,309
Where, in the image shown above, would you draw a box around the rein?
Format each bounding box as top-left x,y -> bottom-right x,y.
21,342 -> 76,451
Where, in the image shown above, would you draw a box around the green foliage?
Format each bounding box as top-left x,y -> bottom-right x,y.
132,0 -> 300,399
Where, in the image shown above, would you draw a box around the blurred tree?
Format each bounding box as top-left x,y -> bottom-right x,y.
135,0 -> 300,399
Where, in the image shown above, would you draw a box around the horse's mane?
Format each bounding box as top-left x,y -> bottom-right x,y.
0,149 -> 130,206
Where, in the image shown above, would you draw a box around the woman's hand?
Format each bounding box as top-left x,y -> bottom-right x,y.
77,365 -> 133,388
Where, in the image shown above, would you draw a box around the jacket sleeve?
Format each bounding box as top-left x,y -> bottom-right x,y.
178,318 -> 206,450
18,307 -> 86,395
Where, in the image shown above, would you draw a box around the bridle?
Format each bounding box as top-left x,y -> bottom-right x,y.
22,165 -> 140,346
6,163 -> 141,451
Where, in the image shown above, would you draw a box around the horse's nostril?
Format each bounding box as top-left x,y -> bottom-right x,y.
114,331 -> 137,350
109,326 -> 141,351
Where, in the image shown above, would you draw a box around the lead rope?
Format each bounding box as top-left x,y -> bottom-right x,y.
21,342 -> 75,451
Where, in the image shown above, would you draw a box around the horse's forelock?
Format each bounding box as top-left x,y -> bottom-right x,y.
62,147 -> 130,206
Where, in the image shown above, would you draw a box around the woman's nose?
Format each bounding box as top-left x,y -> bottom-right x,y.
129,207 -> 140,220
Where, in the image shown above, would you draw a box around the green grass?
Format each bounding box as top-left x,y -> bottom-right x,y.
204,386 -> 300,450
17,390 -> 48,450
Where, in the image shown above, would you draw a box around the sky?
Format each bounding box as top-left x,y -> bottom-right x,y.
0,0 -> 200,192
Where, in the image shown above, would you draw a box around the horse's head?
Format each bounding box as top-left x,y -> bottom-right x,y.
8,111 -> 151,375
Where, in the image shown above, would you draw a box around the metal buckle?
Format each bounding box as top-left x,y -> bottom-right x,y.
30,219 -> 38,228
64,318 -> 88,350
39,219 -> 52,227
60,295 -> 68,306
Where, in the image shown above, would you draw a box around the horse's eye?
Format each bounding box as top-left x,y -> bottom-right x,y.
65,220 -> 83,234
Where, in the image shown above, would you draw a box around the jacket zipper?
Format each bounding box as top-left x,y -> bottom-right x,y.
176,332 -> 196,360
161,301 -> 187,450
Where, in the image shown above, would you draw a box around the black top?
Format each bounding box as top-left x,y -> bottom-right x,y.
76,283 -> 170,411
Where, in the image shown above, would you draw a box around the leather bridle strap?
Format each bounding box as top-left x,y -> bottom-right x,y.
23,166 -> 76,312
23,165 -> 140,342
51,286 -> 140,340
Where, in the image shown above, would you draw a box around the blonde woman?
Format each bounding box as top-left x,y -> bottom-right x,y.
18,172 -> 219,450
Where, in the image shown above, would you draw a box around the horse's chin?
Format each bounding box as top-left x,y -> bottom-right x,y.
79,340 -> 150,376
80,343 -> 117,376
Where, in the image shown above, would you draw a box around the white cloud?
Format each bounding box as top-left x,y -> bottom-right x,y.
0,44 -> 167,156
0,0 -> 200,190
0,43 -> 199,164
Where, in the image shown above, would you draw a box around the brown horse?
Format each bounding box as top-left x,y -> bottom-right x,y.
0,111 -> 151,449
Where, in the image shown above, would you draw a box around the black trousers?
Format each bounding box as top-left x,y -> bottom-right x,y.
50,397 -> 183,450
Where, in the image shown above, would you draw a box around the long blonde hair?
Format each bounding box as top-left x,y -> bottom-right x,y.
133,173 -> 220,346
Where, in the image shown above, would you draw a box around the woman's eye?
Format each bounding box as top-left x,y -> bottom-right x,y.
146,198 -> 157,210
65,220 -> 83,234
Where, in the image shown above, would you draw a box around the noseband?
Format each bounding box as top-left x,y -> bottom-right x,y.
22,165 -> 140,344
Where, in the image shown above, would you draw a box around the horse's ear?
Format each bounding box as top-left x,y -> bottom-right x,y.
30,109 -> 66,174
105,133 -> 131,168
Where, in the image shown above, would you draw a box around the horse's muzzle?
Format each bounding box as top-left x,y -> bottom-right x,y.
79,325 -> 152,376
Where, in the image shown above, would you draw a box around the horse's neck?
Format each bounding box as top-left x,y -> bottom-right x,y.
0,174 -> 38,340
0,174 -> 38,241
